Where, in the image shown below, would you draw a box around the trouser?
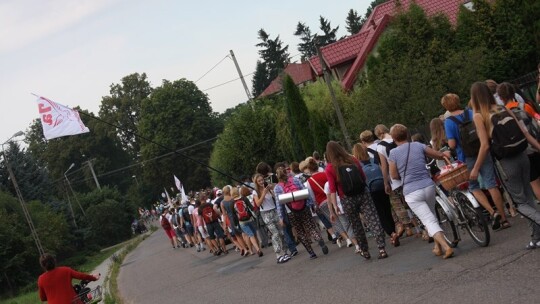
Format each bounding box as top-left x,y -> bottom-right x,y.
390,189 -> 411,225
260,209 -> 287,254
282,212 -> 298,253
499,153 -> 540,242
370,190 -> 396,236
318,202 -> 346,235
288,207 -> 323,254
403,185 -> 442,237
342,190 -> 386,250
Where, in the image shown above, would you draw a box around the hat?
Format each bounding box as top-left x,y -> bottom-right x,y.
216,189 -> 223,195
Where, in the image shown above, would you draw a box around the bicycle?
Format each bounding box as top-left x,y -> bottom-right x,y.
72,278 -> 102,304
433,161 -> 490,247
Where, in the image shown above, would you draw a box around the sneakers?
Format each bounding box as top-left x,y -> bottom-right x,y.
525,240 -> 540,249
492,212 -> 502,230
309,252 -> 318,260
336,238 -> 343,248
290,250 -> 299,257
277,254 -> 291,264
346,239 -> 353,248
196,245 -> 201,252
322,245 -> 329,255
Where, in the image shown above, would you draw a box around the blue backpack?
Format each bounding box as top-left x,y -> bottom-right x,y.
361,158 -> 384,192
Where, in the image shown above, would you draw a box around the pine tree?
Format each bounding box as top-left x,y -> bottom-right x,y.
283,74 -> 313,159
254,29 -> 290,96
294,22 -> 317,61
345,9 -> 362,35
252,60 -> 269,97
316,16 -> 339,46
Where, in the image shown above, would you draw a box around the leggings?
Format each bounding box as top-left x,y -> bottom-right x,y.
260,209 -> 287,254
370,190 -> 396,236
288,208 -> 323,254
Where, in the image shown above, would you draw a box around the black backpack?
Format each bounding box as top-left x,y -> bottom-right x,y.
490,107 -> 528,159
448,110 -> 480,157
378,141 -> 397,157
508,107 -> 540,141
338,163 -> 366,196
181,207 -> 191,223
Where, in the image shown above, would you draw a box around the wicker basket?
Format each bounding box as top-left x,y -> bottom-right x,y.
436,163 -> 469,191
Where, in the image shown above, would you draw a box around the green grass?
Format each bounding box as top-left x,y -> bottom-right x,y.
0,247 -> 118,304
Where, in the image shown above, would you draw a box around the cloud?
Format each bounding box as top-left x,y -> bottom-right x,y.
0,0 -> 119,53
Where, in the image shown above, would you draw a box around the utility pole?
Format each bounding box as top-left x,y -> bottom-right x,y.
317,46 -> 352,150
65,163 -> 87,217
2,132 -> 45,256
86,159 -> 101,190
64,181 -> 78,228
229,50 -> 254,109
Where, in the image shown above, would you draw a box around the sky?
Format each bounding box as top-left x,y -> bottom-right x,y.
0,0 -> 372,144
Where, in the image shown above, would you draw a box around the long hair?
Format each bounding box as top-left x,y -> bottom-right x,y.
470,82 -> 496,132
252,173 -> 264,196
430,118 -> 446,151
325,141 -> 354,182
352,143 -> 369,162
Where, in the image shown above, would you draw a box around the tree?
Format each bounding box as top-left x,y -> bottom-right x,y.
359,0 -> 389,28
345,9 -> 362,35
99,73 -> 152,161
138,78 -> 221,192
316,16 -> 339,46
251,60 -> 269,97
283,74 -> 313,160
0,141 -> 52,202
294,22 -> 317,61
254,29 -> 290,95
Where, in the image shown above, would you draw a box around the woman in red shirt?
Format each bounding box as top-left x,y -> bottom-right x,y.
38,253 -> 99,304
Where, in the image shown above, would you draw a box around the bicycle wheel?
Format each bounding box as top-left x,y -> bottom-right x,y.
454,191 -> 490,247
434,199 -> 459,247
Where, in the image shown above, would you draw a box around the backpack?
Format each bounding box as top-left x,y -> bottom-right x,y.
367,147 -> 381,164
181,207 -> 191,223
161,216 -> 171,230
201,204 -> 218,224
338,163 -> 366,196
490,107 -> 528,160
279,177 -> 306,212
508,106 -> 540,141
378,141 -> 397,157
361,158 -> 384,192
171,213 -> 180,226
234,199 -> 252,221
448,110 -> 480,157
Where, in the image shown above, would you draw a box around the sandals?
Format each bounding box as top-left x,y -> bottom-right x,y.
390,232 -> 400,247
356,248 -> 371,260
501,221 -> 511,229
491,212 -> 501,230
378,249 -> 388,259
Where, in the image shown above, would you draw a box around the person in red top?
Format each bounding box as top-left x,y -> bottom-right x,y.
38,253 -> 99,304
325,141 -> 388,259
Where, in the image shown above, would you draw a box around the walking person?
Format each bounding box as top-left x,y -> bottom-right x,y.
325,141 -> 388,259
387,124 -> 454,259
252,173 -> 291,263
220,185 -> 250,256
274,167 -> 329,260
160,209 -> 179,249
199,193 -> 227,255
469,82 -> 540,249
232,186 -> 263,257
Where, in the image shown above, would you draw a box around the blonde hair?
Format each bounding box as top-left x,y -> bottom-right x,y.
352,143 -> 369,161
222,185 -> 232,196
470,82 -> 496,133
359,130 -> 375,143
231,186 -> 240,199
374,124 -> 389,139
430,118 -> 446,151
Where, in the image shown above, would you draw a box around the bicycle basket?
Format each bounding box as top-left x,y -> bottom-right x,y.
72,286 -> 102,304
434,163 -> 469,191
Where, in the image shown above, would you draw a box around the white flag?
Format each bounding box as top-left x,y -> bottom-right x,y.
174,175 -> 182,191
35,95 -> 89,140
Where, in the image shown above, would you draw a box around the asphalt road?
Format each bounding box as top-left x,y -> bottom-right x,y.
118,217 -> 539,304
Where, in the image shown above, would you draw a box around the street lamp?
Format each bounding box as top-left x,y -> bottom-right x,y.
2,131 -> 45,255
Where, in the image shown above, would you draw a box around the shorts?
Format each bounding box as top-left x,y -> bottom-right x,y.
240,221 -> 257,237
205,221 -> 224,240
184,223 -> 195,236
198,226 -> 209,239
164,228 -> 175,239
465,155 -> 497,191
528,152 -> 540,181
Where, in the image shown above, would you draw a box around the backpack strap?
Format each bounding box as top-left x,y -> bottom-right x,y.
367,148 -> 380,164
309,176 -> 325,192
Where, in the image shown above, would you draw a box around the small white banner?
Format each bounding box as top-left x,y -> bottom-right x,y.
35,95 -> 89,140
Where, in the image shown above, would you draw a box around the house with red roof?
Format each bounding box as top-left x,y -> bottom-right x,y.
258,62 -> 316,98
258,0 -> 470,97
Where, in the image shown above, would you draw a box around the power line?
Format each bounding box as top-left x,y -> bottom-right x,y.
202,72 -> 255,92
194,55 -> 230,83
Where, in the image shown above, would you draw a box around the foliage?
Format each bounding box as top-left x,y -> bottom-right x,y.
294,22 -> 317,61
316,16 -> 339,46
282,75 -> 314,159
359,0 -> 389,28
251,60 -> 270,97
138,78 -> 221,192
0,141 -> 52,202
98,73 -> 152,161
255,29 -> 290,88
345,9 -> 362,35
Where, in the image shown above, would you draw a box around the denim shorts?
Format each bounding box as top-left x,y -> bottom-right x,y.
240,221 -> 257,237
205,221 -> 224,240
465,155 -> 497,190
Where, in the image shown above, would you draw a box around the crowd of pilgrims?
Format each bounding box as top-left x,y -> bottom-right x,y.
156,80 -> 540,264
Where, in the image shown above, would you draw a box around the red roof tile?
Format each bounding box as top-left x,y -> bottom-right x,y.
258,62 -> 315,97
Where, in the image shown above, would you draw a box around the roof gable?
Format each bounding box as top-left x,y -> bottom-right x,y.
258,62 -> 315,97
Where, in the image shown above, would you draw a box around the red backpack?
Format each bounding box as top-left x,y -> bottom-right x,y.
161,216 -> 171,230
201,204 -> 218,224
279,176 -> 306,212
234,199 -> 252,221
